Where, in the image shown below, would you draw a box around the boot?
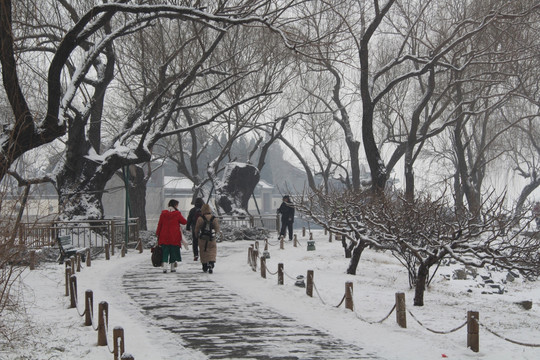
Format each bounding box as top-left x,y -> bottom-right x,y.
208,261 -> 214,274
202,263 -> 208,273
162,262 -> 167,273
170,262 -> 176,272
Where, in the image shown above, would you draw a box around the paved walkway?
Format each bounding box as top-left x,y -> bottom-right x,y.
122,248 -> 382,360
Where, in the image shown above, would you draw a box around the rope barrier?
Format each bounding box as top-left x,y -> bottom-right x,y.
353,305 -> 396,324
407,310 -> 467,334
73,290 -> 86,317
311,282 -> 327,305
477,320 -> 540,347
89,301 -> 99,331
263,261 -> 278,276
104,321 -> 115,354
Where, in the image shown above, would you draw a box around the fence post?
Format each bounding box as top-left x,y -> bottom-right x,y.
76,253 -> 81,272
467,311 -> 479,352
309,232 -> 313,240
293,234 -> 298,247
86,248 -> 91,267
306,270 -> 314,297
260,257 -> 266,279
253,249 -> 258,272
29,250 -> 36,270
97,301 -> 108,346
69,275 -> 77,309
137,239 -> 143,253
345,282 -> 354,311
302,227 -> 306,237
278,263 -> 284,285
280,236 -> 284,250
85,290 -> 93,326
105,243 -> 110,260
248,246 -> 253,266
395,292 -> 407,328
65,266 -> 71,296
70,256 -> 76,273
328,232 -> 332,242
121,244 -> 126,257
113,326 -> 125,360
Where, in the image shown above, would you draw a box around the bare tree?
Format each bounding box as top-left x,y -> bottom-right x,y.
296,188 -> 540,306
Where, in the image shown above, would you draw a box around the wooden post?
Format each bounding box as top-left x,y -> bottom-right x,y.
253,250 -> 258,272
85,290 -> 93,326
467,311 -> 479,352
345,282 -> 354,311
97,301 -> 108,346
65,266 -> 71,296
264,240 -> 269,251
278,263 -> 284,285
293,234 -> 298,247
113,327 -> 125,360
122,355 -> 134,360
69,275 -> 77,309
86,248 -> 91,267
280,236 -> 284,250
328,232 -> 332,242
121,244 -> 126,257
306,270 -> 314,297
137,239 -> 143,253
302,227 -> 306,237
254,240 -> 259,251
76,253 -> 81,272
70,256 -> 75,272
309,232 -> 313,240
260,257 -> 266,279
395,292 -> 407,328
248,246 -> 253,266
105,243 -> 110,260
29,250 -> 36,270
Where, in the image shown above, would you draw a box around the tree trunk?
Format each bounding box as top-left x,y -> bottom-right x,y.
127,165 -> 148,231
347,239 -> 367,275
342,237 -> 351,258
414,262 -> 429,306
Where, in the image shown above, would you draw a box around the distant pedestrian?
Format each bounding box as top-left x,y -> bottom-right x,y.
195,204 -> 220,273
156,199 -> 188,273
277,195 -> 295,241
186,197 -> 204,261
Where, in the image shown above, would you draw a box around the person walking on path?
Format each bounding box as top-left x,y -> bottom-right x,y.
156,199 -> 188,273
186,197 -> 204,261
277,195 -> 295,241
195,204 -> 220,273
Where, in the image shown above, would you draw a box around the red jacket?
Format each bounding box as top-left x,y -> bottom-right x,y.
156,209 -> 187,246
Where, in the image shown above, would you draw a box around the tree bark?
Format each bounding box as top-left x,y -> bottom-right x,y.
347,239 -> 367,275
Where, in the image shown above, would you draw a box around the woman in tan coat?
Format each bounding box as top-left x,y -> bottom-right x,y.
195,204 -> 220,273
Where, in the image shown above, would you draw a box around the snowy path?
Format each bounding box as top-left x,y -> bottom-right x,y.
122,245 -> 382,360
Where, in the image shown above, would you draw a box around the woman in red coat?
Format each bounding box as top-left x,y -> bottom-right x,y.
156,199 -> 188,273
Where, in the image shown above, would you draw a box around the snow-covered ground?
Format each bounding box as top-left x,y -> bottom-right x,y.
2,229 -> 540,359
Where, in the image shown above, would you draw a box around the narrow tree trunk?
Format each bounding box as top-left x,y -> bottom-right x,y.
414,262 -> 429,306
347,239 -> 368,275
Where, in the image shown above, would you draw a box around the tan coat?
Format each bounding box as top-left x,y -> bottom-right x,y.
195,214 -> 220,263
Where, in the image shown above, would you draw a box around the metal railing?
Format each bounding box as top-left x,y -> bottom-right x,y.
217,215 -> 278,231
17,218 -> 140,250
